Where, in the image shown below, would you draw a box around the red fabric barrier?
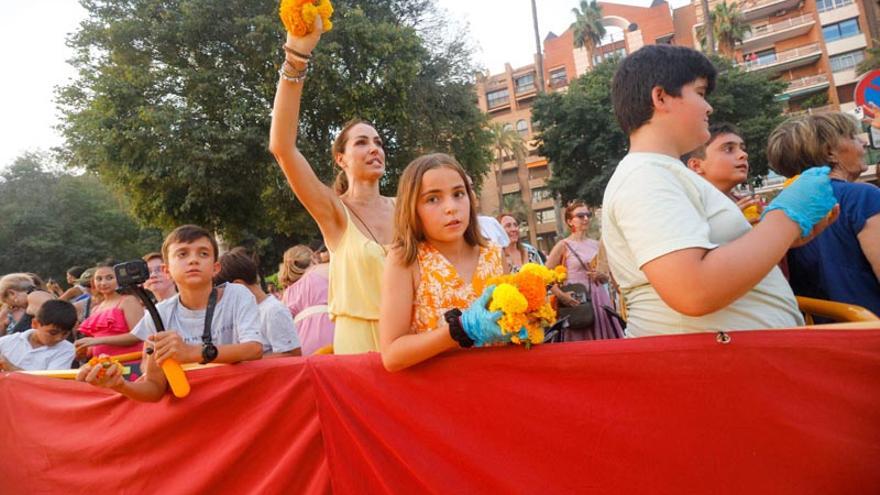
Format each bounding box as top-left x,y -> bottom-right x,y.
2,330 -> 879,494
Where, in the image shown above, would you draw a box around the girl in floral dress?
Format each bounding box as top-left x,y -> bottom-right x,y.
379,154 -> 509,371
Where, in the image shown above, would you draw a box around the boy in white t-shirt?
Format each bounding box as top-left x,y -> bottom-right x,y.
603,45 -> 839,337
214,247 -> 301,357
0,300 -> 76,371
77,225 -> 264,401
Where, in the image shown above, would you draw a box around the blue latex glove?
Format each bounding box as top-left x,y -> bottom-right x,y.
460,285 -> 507,347
763,166 -> 837,237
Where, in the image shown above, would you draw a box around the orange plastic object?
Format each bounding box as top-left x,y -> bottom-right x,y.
162,359 -> 191,398
797,296 -> 880,325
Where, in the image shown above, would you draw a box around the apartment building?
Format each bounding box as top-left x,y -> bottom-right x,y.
689,0 -> 876,114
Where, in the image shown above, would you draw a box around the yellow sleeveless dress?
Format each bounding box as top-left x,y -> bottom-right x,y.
327,204 -> 387,354
412,243 -> 503,334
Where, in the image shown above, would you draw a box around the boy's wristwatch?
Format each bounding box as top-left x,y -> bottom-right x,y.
200,343 -> 219,364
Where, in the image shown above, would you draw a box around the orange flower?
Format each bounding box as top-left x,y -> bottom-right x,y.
514,271 -> 546,312
279,0 -> 334,37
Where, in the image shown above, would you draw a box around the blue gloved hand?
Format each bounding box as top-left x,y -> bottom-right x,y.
763,166 -> 837,237
460,285 -> 507,347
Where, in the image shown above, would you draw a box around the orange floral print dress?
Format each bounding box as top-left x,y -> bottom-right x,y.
412,242 -> 504,334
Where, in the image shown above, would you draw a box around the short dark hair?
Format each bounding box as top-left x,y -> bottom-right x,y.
142,252 -> 163,263
214,247 -> 259,286
681,122 -> 742,162
161,225 -> 219,262
66,266 -> 85,278
36,299 -> 78,332
612,45 -> 717,136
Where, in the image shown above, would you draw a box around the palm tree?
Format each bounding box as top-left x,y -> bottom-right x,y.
713,1 -> 750,57
700,0 -> 715,56
571,0 -> 605,69
487,122 -> 538,246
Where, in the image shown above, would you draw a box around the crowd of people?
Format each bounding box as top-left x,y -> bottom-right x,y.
1,20 -> 878,400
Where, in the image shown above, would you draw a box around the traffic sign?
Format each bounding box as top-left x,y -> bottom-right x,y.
854,69 -> 880,116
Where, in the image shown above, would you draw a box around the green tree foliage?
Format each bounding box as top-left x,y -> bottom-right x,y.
532,56 -> 786,205
0,152 -> 163,283
857,42 -> 880,74
532,60 -> 625,205
57,0 -> 490,264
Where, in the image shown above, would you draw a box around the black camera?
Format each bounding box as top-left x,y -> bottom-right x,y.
114,260 -> 151,288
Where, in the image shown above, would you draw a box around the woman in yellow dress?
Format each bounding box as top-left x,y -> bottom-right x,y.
269,18 -> 393,354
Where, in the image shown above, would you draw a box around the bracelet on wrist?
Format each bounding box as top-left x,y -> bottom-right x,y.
444,308 -> 474,348
279,60 -> 308,84
283,44 -> 312,60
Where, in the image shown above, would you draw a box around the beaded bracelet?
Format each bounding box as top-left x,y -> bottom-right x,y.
279,60 -> 308,84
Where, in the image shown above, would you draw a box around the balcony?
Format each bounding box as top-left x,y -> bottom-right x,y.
738,14 -> 816,51
694,0 -> 802,30
781,74 -> 830,98
740,0 -> 803,21
785,104 -> 838,117
486,96 -> 511,112
738,43 -> 822,74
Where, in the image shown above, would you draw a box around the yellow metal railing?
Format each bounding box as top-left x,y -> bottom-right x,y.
797,296 -> 880,325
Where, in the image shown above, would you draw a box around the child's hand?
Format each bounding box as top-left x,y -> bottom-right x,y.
76,355 -> 125,390
148,332 -> 199,365
75,337 -> 98,351
0,354 -> 12,371
763,166 -> 837,237
461,286 -> 507,347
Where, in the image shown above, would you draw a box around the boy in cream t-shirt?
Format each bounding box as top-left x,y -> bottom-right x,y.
603,45 -> 838,337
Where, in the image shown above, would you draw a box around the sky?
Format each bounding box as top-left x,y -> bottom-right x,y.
0,0 -> 690,170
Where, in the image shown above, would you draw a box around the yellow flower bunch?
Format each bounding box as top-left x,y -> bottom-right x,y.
519,263 -> 566,285
279,0 -> 334,37
486,264 -> 566,347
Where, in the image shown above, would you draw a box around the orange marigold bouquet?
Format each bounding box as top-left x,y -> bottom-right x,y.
87,355 -> 126,380
487,263 -> 566,347
279,0 -> 334,37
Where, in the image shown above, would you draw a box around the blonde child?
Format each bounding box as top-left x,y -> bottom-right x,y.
379,154 -> 508,372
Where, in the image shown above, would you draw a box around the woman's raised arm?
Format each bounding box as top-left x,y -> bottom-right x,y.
268,20 -> 347,247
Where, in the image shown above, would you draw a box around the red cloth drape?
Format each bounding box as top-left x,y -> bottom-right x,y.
2,329 -> 879,494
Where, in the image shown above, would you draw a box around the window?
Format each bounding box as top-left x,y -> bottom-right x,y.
487,89 -> 509,109
515,73 -> 535,93
532,188 -> 553,202
502,123 -> 513,132
593,47 -> 626,65
755,48 -> 777,65
816,0 -> 853,13
822,18 -> 861,43
549,68 -> 567,88
516,120 -> 529,137
536,208 -> 556,224
829,49 -> 865,72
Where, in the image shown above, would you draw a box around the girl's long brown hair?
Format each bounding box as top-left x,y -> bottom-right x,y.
393,153 -> 486,266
